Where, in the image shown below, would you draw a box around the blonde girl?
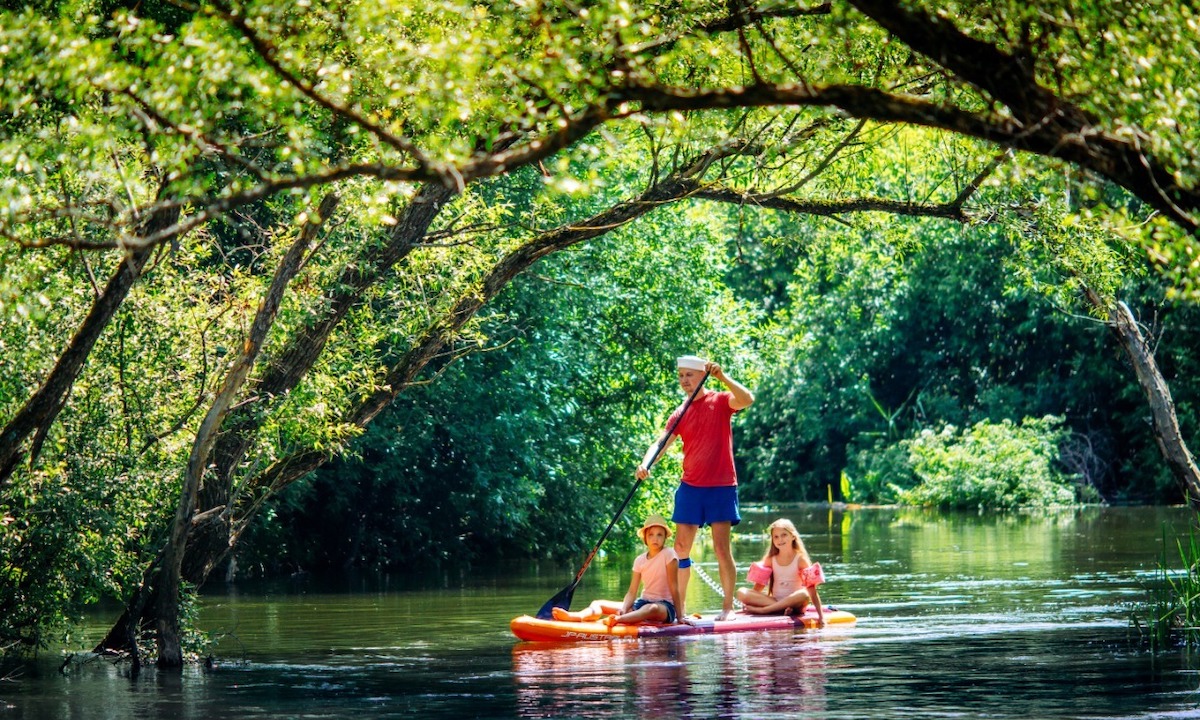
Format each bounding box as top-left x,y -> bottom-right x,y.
735,519 -> 825,626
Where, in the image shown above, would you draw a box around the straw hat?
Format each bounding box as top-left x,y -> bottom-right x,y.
640,514 -> 672,542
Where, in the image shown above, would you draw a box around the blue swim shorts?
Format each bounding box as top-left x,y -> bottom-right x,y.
633,598 -> 677,623
672,483 -> 741,528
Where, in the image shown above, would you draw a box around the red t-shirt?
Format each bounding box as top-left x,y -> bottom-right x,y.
667,390 -> 738,487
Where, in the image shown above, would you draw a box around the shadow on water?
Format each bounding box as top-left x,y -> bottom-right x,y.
4,505 -> 1200,719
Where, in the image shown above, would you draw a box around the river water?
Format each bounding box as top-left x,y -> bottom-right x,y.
3,505 -> 1199,719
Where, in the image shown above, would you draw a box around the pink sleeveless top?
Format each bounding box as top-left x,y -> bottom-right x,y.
768,556 -> 826,600
771,555 -> 801,600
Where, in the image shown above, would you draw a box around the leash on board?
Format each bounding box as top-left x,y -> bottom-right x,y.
690,562 -> 744,610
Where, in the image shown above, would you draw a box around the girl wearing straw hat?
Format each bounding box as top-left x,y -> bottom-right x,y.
552,514 -> 682,626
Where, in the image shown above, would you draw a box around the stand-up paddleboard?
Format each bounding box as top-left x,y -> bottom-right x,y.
511,607 -> 854,642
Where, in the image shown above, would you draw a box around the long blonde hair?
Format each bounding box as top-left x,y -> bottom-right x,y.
759,518 -> 811,567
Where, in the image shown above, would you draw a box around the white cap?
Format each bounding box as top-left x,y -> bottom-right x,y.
677,355 -> 706,371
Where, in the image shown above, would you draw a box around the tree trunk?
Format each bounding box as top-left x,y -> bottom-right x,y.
0,202 -> 181,485
155,194 -> 340,668
94,509 -> 226,656
1100,297 -> 1200,506
1081,287 -> 1200,504
202,181 -> 457,513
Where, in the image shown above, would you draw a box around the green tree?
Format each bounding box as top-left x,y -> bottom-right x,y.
2,0 -> 1200,667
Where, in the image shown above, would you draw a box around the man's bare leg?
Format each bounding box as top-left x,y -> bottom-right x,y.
674,523 -> 698,620
711,521 -> 736,620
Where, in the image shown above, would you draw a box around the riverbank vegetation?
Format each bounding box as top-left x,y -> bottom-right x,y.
1137,529 -> 1200,651
2,0 -> 1200,665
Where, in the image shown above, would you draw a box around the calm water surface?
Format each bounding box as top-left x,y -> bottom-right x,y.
4,505 -> 1200,719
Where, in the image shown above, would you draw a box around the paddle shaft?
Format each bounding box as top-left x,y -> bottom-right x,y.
562,371 -> 710,590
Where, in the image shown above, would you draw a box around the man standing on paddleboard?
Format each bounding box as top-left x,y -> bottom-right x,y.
635,355 -> 755,622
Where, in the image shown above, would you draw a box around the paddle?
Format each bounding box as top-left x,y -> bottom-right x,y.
536,371 -> 710,620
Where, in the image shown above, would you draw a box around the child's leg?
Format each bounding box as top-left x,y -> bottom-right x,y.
552,600 -> 622,622
589,601 -> 623,619
612,601 -> 669,625
736,587 -> 774,609
741,589 -> 811,615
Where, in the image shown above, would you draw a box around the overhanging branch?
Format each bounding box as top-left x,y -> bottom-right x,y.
693,187 -> 971,221
623,81 -> 1199,233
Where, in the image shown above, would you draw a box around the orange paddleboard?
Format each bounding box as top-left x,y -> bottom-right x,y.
511,607 -> 855,642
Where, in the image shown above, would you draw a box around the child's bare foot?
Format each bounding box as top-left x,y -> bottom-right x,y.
602,615 -> 620,627
716,609 -> 734,621
551,607 -> 578,622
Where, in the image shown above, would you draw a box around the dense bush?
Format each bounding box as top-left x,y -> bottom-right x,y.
895,416 -> 1078,510
843,442 -> 915,505
0,461 -> 152,651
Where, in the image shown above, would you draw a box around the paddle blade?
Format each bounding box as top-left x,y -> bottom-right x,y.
536,583 -> 576,620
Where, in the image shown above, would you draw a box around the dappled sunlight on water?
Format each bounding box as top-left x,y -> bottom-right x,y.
4,505 -> 1200,719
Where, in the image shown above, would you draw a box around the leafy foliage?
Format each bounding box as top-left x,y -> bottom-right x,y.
241,189 -> 771,572
2,0 -> 1200,660
896,416 -> 1078,510
0,460 -> 156,649
736,195 -> 1200,507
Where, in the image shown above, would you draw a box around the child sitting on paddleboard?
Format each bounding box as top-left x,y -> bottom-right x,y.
552,514 -> 683,626
735,518 -> 826,627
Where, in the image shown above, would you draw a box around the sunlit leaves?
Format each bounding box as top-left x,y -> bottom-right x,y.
898,416 -> 1078,510
2,0 -> 1200,655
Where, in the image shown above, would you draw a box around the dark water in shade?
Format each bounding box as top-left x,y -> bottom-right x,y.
3,505 -> 1200,719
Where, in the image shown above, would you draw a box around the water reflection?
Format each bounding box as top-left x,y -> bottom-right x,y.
739,636 -> 830,717
696,633 -> 834,719
512,632 -> 838,719
513,641 -> 688,718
